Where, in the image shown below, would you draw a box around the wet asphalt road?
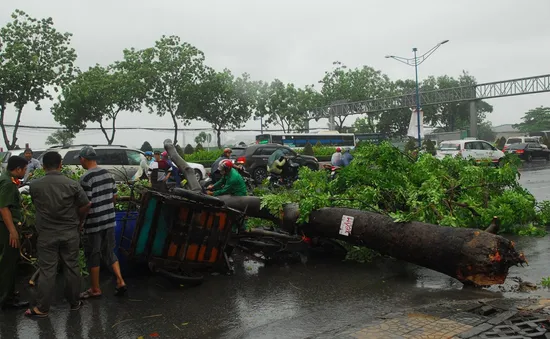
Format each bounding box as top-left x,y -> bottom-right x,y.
3,161 -> 550,339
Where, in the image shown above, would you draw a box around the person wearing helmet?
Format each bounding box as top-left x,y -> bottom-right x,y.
148,151 -> 172,192
211,148 -> 233,184
331,147 -> 344,167
206,159 -> 247,197
144,151 -> 154,165
342,147 -> 354,167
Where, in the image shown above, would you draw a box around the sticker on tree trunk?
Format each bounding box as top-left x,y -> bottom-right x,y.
339,215 -> 354,236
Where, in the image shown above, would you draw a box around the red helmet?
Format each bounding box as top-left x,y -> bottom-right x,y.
219,159 -> 233,172
336,147 -> 342,152
161,151 -> 168,158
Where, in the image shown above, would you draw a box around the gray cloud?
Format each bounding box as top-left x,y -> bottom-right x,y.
2,0 -> 549,149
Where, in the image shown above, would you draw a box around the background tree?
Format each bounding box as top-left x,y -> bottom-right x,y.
377,80 -> 436,138
184,144 -> 194,154
134,36 -> 206,145
140,141 -> 153,152
303,142 -> 314,156
195,143 -> 204,152
352,117 -> 376,133
256,80 -> 320,133
45,129 -> 75,147
477,120 -> 496,142
52,64 -> 145,144
425,72 -> 493,131
513,106 -> 550,133
183,68 -> 253,148
318,61 -> 392,132
0,10 -> 76,149
496,136 -> 506,149
194,132 -> 207,145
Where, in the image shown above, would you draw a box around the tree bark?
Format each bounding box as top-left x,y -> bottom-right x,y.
170,112 -> 179,145
217,196 -> 526,287
164,139 -> 201,192
0,100 -> 10,149
216,128 -> 222,149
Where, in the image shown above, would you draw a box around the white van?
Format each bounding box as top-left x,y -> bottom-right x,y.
436,139 -> 504,164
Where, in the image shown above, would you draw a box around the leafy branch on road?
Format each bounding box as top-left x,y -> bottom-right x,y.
260,142 -> 549,236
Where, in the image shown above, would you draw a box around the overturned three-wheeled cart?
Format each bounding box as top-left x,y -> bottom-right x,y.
117,188 -> 245,285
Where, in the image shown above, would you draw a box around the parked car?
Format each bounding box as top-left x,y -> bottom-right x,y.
503,136 -> 546,151
506,143 -> 550,162
233,144 -> 319,183
436,139 -> 505,164
37,145 -> 206,182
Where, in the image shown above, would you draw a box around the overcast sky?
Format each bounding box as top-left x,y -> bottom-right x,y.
2,0 -> 550,150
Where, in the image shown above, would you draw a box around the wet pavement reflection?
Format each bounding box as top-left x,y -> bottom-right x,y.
2,161 -> 550,338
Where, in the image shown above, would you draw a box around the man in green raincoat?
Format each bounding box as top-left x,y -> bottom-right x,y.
0,156 -> 29,310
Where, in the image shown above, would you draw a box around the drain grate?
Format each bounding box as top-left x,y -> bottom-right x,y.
477,314 -> 550,339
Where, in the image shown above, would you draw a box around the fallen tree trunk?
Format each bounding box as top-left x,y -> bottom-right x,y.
164,139 -> 201,192
218,196 -> 526,286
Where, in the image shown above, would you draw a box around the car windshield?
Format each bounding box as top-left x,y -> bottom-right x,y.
231,148 -> 246,157
524,138 -> 537,143
439,142 -> 460,151
507,138 -> 522,144
508,143 -> 526,150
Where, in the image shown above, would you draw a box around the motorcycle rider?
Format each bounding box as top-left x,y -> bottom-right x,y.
267,149 -> 289,177
211,148 -> 232,184
331,147 -> 344,167
342,147 -> 354,167
206,160 -> 247,197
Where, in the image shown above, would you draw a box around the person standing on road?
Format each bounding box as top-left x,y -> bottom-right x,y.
23,148 -> 41,183
25,152 -> 91,318
0,156 -> 29,311
78,146 -> 127,299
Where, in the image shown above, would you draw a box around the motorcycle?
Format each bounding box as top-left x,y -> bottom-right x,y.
267,161 -> 300,189
323,164 -> 342,181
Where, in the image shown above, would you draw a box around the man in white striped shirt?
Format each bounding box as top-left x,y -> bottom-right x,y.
78,146 -> 127,299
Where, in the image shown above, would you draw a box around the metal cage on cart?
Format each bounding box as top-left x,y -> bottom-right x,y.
117,189 -> 244,284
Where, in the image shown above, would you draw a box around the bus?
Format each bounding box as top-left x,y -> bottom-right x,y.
354,133 -> 387,145
256,133 -> 356,148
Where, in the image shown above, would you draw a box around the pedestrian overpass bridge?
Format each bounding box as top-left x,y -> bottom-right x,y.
311,74 -> 550,137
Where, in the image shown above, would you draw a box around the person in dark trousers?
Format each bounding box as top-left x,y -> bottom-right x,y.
78,146 -> 127,299
0,156 -> 29,311
25,152 -> 91,318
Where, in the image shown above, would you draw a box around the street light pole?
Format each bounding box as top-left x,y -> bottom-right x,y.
385,40 -> 449,148
413,47 -> 421,148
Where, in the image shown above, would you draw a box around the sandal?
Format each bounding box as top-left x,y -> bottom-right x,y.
79,289 -> 102,300
24,308 -> 48,318
114,285 -> 127,297
70,301 -> 84,311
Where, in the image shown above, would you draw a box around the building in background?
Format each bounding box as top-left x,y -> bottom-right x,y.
492,124 -> 522,140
